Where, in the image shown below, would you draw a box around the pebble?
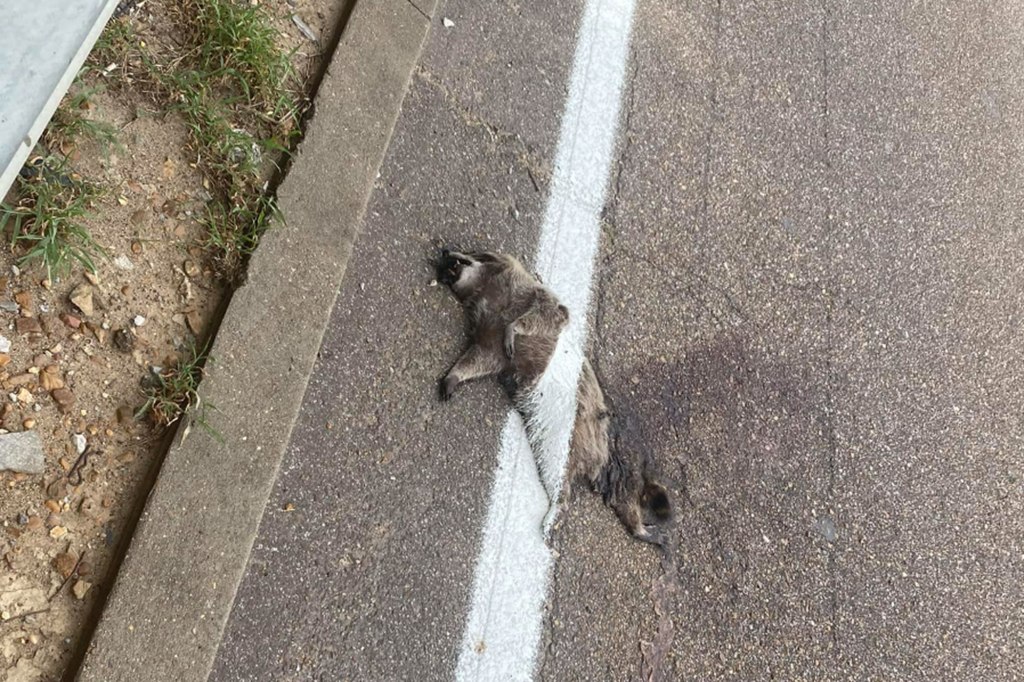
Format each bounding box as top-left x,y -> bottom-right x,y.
53,551 -> 78,579
73,433 -> 87,455
72,580 -> 92,600
49,526 -> 66,539
443,16 -> 455,27
40,366 -> 64,391
51,388 -> 76,413
133,315 -> 146,327
0,336 -> 9,353
69,284 -> 95,317
43,500 -> 60,514
0,431 -> 46,474
113,255 -> 135,271
15,318 -> 42,335
61,313 -> 82,329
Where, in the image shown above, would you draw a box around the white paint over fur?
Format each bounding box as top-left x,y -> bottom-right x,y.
455,0 -> 637,679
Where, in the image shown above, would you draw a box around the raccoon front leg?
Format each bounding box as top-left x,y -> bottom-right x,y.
440,343 -> 504,400
504,301 -> 569,358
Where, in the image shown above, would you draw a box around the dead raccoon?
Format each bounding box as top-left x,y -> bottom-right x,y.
436,248 -> 671,545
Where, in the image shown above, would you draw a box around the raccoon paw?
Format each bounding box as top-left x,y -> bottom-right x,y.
439,374 -> 459,401
636,523 -> 668,547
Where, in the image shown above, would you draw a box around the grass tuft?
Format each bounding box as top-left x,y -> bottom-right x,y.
155,0 -> 300,279
46,82 -> 121,155
1,159 -> 106,280
137,341 -> 216,435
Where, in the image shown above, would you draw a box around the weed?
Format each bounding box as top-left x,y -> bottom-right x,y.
137,341 -> 217,437
46,82 -> 120,155
83,0 -> 301,280
0,158 -> 106,280
182,0 -> 299,122
88,16 -> 138,73
201,193 -> 280,274
157,0 -> 300,278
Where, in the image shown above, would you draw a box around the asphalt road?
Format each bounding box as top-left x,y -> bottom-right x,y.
209,0 -> 1024,679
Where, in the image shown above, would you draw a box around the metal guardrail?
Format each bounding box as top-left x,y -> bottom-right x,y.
0,0 -> 121,199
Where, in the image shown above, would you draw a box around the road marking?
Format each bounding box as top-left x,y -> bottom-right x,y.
455,0 -> 636,679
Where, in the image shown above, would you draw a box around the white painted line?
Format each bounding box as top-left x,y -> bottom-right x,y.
455,0 -> 636,679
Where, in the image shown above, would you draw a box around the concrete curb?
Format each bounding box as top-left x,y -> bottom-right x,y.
75,1 -> 434,679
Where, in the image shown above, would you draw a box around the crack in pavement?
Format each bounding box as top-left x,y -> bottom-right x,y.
415,66 -> 550,192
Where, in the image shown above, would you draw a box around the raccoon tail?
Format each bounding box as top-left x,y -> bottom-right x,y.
598,446 -> 672,546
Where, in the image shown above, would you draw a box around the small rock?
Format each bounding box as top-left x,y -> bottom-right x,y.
37,314 -> 57,335
8,373 -> 35,388
2,410 -> 19,432
22,418 -> 35,429
130,241 -> 143,255
0,300 -> 18,313
77,560 -> 92,577
69,284 -> 94,317
84,272 -> 100,286
0,335 -> 9,353
16,512 -> 28,525
43,500 -> 60,514
443,16 -> 455,27
72,580 -> 92,600
51,388 -> 76,413
0,354 -> 10,368
16,387 -> 33,404
39,366 -> 63,391
132,315 -> 146,327
186,311 -> 204,337
49,525 -> 67,539
0,430 -> 45,474
291,13 -> 318,41
26,515 -> 42,530
15,318 -> 42,335
14,291 -> 32,310
60,313 -> 82,329
183,260 -> 200,278
53,551 -> 78,579
113,255 -> 135,271
72,433 -> 87,455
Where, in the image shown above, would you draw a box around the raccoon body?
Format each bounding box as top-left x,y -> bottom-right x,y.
437,249 -> 671,545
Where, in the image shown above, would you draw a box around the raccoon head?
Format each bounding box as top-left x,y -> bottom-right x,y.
437,248 -> 497,298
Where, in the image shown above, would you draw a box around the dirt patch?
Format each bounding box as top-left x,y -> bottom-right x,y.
0,1 -> 349,679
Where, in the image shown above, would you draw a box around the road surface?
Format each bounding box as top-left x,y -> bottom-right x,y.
209,0 -> 1024,679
